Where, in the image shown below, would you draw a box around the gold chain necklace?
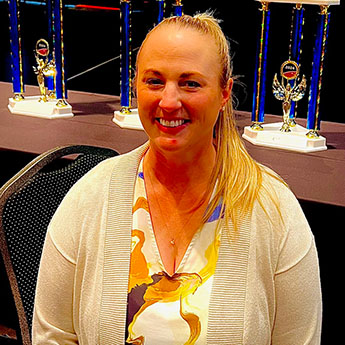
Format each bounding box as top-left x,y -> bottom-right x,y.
143,165 -> 207,249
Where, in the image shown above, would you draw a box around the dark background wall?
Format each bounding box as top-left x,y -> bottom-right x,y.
0,0 -> 344,123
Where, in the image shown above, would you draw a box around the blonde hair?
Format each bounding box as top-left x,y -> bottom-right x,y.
136,13 -> 284,232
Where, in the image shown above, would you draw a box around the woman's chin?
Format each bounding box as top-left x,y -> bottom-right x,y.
151,137 -> 188,154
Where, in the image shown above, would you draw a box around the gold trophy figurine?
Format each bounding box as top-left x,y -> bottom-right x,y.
33,39 -> 56,102
273,60 -> 307,132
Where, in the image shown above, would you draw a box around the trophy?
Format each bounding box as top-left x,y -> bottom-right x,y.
33,39 -> 56,102
113,0 -> 144,129
8,0 -> 73,119
272,60 -> 307,132
113,0 -> 183,130
113,0 -> 139,129
242,0 -> 340,153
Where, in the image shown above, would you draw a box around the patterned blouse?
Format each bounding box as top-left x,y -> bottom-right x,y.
125,158 -> 222,345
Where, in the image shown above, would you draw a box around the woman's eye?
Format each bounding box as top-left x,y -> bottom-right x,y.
146,78 -> 164,87
182,80 -> 201,89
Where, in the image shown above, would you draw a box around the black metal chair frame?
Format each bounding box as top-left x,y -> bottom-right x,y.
0,145 -> 118,344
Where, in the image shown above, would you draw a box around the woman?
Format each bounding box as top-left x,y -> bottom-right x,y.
32,13 -> 322,345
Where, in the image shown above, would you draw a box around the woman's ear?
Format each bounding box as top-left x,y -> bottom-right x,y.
221,78 -> 233,108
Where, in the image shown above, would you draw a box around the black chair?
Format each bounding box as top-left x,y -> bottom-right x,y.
0,145 -> 119,345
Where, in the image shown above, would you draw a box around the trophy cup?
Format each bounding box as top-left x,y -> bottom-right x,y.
242,0 -> 340,153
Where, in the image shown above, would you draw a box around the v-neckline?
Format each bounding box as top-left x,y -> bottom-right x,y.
145,208 -> 202,276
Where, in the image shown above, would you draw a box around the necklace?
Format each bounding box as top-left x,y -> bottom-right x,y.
143,164 -> 208,249
148,181 -> 200,247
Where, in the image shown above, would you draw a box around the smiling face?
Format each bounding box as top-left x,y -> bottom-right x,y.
136,25 -> 231,159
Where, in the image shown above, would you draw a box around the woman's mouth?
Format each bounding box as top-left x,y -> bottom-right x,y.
156,118 -> 189,128
155,118 -> 190,133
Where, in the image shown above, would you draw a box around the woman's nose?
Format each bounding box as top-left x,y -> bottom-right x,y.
158,82 -> 182,112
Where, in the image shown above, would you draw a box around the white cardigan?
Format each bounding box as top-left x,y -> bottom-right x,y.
32,143 -> 322,344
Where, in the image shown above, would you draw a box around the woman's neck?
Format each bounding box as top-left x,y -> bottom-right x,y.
143,142 -> 216,198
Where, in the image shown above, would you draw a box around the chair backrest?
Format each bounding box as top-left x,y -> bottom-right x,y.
0,145 -> 119,345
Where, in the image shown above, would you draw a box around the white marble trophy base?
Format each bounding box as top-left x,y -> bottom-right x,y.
113,108 -> 144,130
8,96 -> 74,119
242,122 -> 327,153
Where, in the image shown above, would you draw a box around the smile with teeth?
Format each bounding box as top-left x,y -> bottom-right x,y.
157,118 -> 188,128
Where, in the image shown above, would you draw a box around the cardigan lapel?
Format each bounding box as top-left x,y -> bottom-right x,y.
207,216 -> 251,344
99,143 -> 149,345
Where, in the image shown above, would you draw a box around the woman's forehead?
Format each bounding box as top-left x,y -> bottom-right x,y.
142,25 -> 216,51
137,26 -> 220,72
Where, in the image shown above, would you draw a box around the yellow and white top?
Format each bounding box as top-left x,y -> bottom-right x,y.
126,159 -> 222,344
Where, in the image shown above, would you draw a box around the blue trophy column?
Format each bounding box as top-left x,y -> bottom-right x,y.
120,0 -> 132,113
289,5 -> 305,122
8,0 -> 24,98
47,0 -> 55,95
251,1 -> 270,129
53,0 -> 68,103
307,5 -> 331,137
157,0 -> 165,23
173,0 -> 183,16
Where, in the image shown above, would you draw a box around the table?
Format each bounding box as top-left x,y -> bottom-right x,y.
1,81 -> 344,207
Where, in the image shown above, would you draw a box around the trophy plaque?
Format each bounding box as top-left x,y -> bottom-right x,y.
242,0 -> 340,153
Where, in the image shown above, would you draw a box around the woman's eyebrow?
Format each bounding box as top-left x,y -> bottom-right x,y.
142,69 -> 162,76
180,72 -> 204,79
142,69 -> 205,80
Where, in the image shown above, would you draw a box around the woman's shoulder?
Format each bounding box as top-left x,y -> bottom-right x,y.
257,164 -> 313,242
260,165 -> 296,205
254,166 -> 315,269
257,165 -> 311,233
